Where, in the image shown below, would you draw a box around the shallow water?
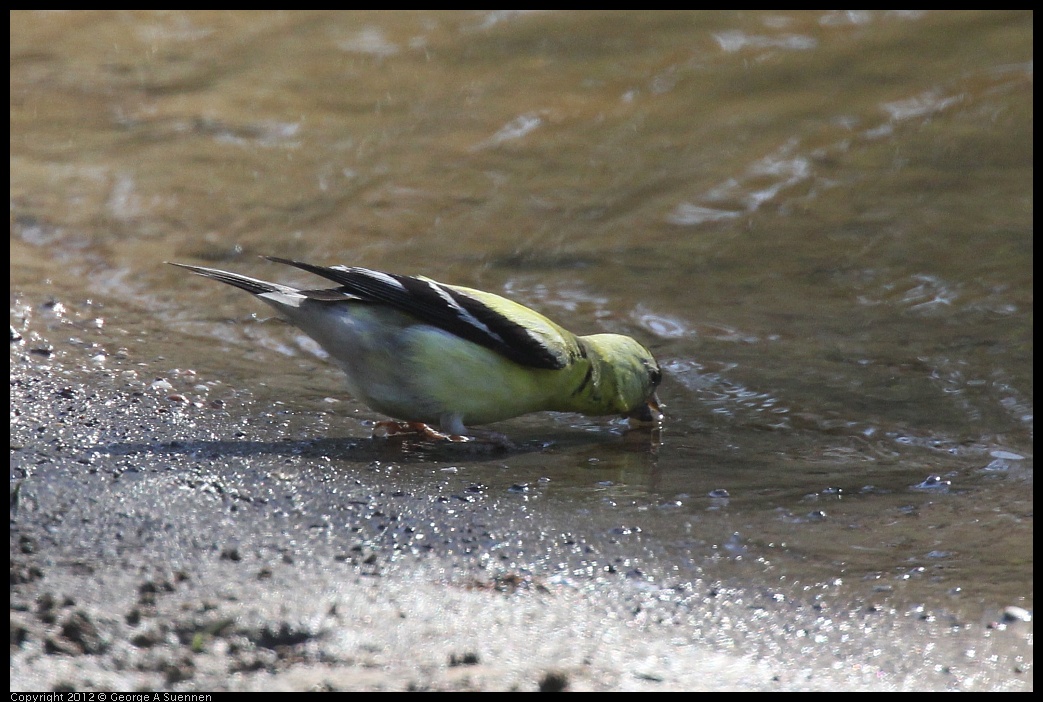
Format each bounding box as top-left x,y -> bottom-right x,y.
11,9 -> 1031,628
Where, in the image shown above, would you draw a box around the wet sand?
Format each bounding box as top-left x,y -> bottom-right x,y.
10,324 -> 1032,692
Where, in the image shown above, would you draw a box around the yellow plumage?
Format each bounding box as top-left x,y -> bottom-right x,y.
170,258 -> 662,438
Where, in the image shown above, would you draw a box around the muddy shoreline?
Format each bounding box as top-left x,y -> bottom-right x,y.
10,327 -> 1032,692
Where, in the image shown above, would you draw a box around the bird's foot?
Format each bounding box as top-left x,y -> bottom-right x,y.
372,421 -> 515,449
372,420 -> 472,443
457,428 -> 515,449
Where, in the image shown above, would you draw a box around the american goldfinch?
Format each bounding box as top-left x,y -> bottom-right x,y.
169,257 -> 663,439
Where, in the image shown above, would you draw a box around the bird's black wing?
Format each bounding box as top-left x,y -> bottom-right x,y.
266,257 -> 568,370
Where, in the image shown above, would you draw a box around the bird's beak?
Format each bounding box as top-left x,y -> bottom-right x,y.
625,393 -> 664,425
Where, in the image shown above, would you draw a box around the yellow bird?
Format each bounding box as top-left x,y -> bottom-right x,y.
170,258 -> 662,439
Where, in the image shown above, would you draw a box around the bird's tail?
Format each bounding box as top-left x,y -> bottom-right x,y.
167,262 -> 297,297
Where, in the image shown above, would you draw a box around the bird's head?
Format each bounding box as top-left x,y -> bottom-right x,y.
581,333 -> 663,423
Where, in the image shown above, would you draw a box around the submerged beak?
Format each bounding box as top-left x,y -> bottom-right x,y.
624,393 -> 664,425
